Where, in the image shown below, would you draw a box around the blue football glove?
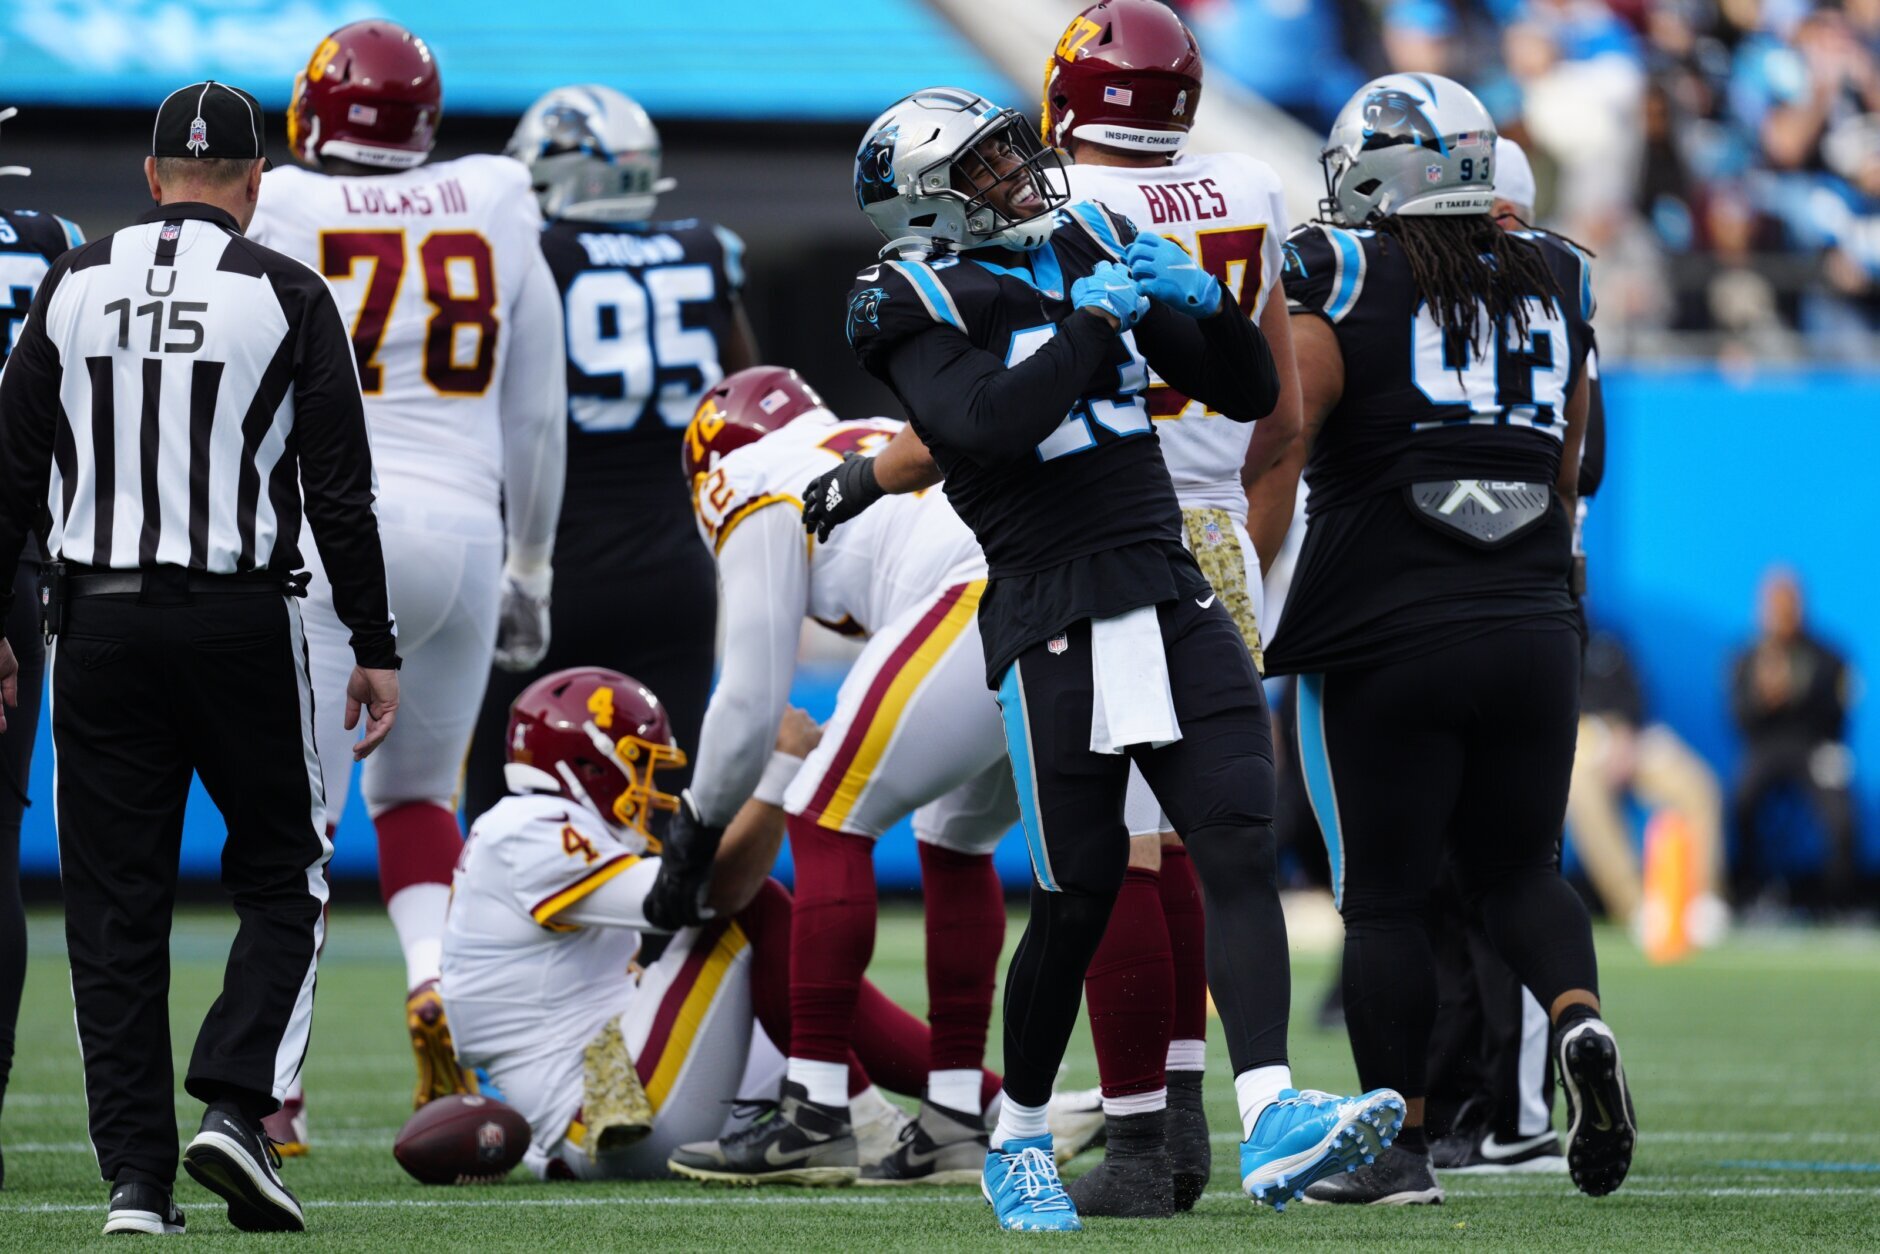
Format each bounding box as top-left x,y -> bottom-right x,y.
1125,232 -> 1222,317
1071,260 -> 1149,329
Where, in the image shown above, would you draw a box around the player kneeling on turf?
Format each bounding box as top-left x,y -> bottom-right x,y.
441,668 -> 984,1182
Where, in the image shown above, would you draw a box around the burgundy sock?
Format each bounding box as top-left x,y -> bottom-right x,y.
734,879 -> 795,1050
786,818 -> 878,1066
851,979 -> 933,1100
1159,843 -> 1209,1048
1085,867 -> 1175,1100
372,802 -> 463,904
917,842 -> 1005,1072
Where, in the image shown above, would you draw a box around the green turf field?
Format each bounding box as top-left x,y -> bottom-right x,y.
3,904 -> 1878,1249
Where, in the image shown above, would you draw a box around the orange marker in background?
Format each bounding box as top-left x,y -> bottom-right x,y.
1641,809 -> 1696,965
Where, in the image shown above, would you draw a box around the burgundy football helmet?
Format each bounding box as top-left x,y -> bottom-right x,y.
288,19 -> 442,171
681,366 -> 825,491
1042,0 -> 1203,155
506,667 -> 685,848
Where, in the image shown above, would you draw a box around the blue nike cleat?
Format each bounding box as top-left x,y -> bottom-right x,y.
1240,1088 -> 1407,1211
982,1135 -> 1083,1232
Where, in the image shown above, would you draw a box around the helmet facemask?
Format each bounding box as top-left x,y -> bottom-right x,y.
942,114 -> 1067,253
556,720 -> 687,853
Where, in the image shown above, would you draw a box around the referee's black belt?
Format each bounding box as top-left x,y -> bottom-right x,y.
64,564 -> 308,598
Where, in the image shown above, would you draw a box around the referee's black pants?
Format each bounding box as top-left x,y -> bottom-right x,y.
52,576 -> 330,1183
0,558 -> 46,1118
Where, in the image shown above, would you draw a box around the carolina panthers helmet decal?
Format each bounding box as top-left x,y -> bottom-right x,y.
855,124 -> 900,208
846,285 -> 888,345
1361,86 -> 1448,156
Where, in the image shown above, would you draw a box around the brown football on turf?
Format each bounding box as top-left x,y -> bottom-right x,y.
393,1094 -> 530,1185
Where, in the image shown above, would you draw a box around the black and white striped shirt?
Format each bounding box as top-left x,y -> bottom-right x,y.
0,201 -> 397,667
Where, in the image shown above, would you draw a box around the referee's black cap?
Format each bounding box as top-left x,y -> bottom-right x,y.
152,81 -> 272,170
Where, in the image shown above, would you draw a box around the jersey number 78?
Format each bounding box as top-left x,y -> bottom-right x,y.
321,230 -> 499,396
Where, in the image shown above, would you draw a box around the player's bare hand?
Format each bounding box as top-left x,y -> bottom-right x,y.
346,665 -> 401,759
0,638 -> 16,735
775,706 -> 823,757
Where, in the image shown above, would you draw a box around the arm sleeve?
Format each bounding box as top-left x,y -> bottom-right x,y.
552,858 -> 664,929
289,274 -> 399,669
1131,298 -> 1279,424
1576,348 -> 1606,499
497,239 -> 568,573
880,313 -> 1117,463
0,264 -> 67,625
686,504 -> 809,827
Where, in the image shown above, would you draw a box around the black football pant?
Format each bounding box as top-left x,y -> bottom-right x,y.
0,559 -> 45,1122
52,581 -> 330,1183
1296,622 -> 1597,1105
994,590 -> 1288,1109
465,524 -> 717,823
1426,868 -> 1556,1142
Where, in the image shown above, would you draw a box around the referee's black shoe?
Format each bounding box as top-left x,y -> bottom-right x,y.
103,1179 -> 186,1235
183,1103 -> 305,1232
1301,1144 -> 1444,1206
1556,1014 -> 1637,1197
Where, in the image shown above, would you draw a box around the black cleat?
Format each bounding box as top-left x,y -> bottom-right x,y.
1433,1127 -> 1565,1174
1166,1072 -> 1211,1211
859,1098 -> 986,1185
183,1104 -> 305,1232
668,1081 -> 858,1186
1557,1016 -> 1636,1197
103,1180 -> 186,1236
1065,1110 -> 1174,1218
1302,1144 -> 1444,1206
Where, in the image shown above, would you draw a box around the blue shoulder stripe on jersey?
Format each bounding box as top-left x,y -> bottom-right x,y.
1576,247 -> 1595,322
1065,201 -> 1124,258
969,245 -> 1064,298
56,215 -> 85,249
1325,227 -> 1366,322
886,259 -> 965,331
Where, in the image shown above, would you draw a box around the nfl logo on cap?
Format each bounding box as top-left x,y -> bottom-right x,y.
187,115 -> 208,156
1103,85 -> 1133,106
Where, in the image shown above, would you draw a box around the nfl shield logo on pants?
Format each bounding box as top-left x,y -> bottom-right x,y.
1047,635 -> 1068,655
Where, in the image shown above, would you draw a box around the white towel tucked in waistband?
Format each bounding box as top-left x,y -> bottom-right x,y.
1088,605 -> 1181,754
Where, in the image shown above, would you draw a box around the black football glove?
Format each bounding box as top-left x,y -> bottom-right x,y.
642,790 -> 725,933
801,453 -> 884,543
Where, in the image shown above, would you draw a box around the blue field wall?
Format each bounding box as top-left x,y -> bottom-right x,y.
0,1 -> 1013,120
16,368 -> 1877,885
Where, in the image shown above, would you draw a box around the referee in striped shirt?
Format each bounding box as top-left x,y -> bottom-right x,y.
0,82 -> 398,1236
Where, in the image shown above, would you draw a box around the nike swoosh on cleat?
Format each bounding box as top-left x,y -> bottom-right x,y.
1477,1132 -> 1559,1161
763,1142 -> 823,1168
1196,593 -> 1216,608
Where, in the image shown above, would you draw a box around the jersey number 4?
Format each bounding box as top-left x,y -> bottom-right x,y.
1411,297 -> 1571,436
321,230 -> 499,396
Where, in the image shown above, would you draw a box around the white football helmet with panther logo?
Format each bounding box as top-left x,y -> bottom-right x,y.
507,85 -> 676,223
855,86 -> 1067,258
1320,73 -> 1496,226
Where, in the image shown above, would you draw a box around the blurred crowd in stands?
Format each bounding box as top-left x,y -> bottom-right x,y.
1175,0 -> 1880,360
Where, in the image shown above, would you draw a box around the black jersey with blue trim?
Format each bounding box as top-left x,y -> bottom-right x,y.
0,206 -> 82,361
1263,222 -> 1593,676
847,199 -> 1280,685
540,216 -> 744,514
1,206 -> 83,563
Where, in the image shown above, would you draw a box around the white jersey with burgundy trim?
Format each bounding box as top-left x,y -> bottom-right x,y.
250,155 -> 562,511
691,409 -> 985,637
1064,152 -> 1289,524
441,792 -> 659,1138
